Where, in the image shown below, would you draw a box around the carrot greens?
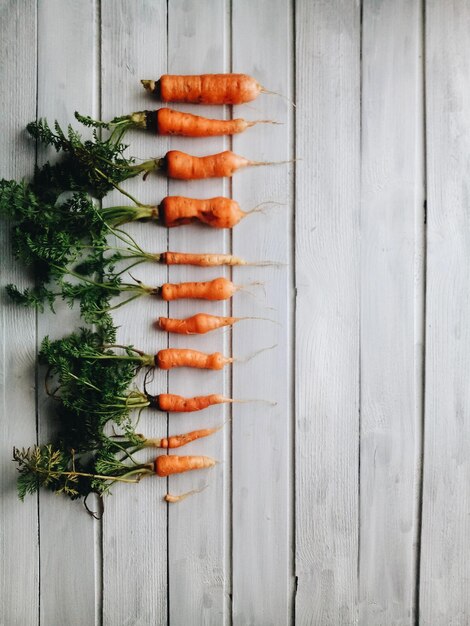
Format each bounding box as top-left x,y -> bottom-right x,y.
13,444 -> 156,501
27,113 -> 159,201
0,180 -> 165,323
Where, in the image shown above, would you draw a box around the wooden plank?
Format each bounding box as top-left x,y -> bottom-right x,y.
294,1 -> 361,623
166,1 -> 231,624
100,2 -> 168,625
35,2 -> 99,624
420,2 -> 470,623
359,1 -> 425,624
231,0 -> 294,624
0,2 -> 39,625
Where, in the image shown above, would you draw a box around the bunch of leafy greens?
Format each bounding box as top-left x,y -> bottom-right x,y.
5,114 -> 165,509
0,179 -> 162,325
13,444 -> 156,503
28,112 -> 160,202
39,327 -> 156,448
13,327 -> 164,505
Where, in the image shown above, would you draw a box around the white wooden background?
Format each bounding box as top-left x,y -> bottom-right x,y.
1,0 -> 470,624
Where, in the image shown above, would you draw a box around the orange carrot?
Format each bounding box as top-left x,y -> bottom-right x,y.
154,108 -> 264,136
164,486 -> 208,503
161,251 -> 247,267
161,277 -> 236,301
155,348 -> 233,371
111,109 -> 272,137
142,73 -> 262,104
163,150 -> 259,179
157,313 -> 241,335
157,426 -> 221,449
160,196 -> 246,228
156,454 -> 216,477
155,393 -> 232,412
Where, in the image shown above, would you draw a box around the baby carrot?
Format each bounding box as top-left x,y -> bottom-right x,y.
162,150 -> 277,180
161,277 -> 236,301
153,108 -> 270,136
156,454 -> 216,477
129,149 -> 284,180
142,73 -> 263,104
157,313 -> 241,335
161,251 -> 248,267
155,348 -> 233,371
110,108 -> 275,137
160,196 -> 246,228
153,393 -> 232,412
164,487 -> 207,503
156,426 -> 221,449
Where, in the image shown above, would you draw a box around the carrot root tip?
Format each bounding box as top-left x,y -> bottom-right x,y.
246,119 -> 284,128
247,200 -> 287,216
164,484 -> 209,503
260,87 -> 297,108
237,344 -> 277,364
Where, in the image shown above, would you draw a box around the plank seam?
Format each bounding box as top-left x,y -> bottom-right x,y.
357,0 -> 364,611
94,2 -> 104,625
226,0 -> 234,622
414,0 -> 428,622
165,3 -> 170,626
289,0 -> 297,624
35,1 -> 40,624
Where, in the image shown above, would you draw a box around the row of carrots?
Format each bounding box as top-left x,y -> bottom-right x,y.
10,74 -> 282,503
131,73 -> 275,487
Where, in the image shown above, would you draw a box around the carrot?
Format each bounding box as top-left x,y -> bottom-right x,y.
157,313 -> 241,335
142,73 -> 262,104
156,426 -> 221,449
154,393 -> 232,412
161,251 -> 248,267
164,485 -> 208,503
155,348 -> 233,371
162,150 -> 275,180
160,196 -> 246,228
156,108 -> 268,136
156,454 -> 216,477
161,277 -> 236,301
111,109 -> 274,136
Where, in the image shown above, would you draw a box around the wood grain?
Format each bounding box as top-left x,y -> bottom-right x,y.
294,1 -> 361,624
166,1 -> 231,624
231,0 -> 294,624
5,2 -> 470,624
359,1 -> 425,623
35,2 -> 100,625
0,2 -> 39,625
420,1 -> 470,623
100,2 -> 168,625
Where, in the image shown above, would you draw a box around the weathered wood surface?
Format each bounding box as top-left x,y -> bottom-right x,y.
35,2 -> 100,625
294,1 -> 360,624
420,1 -> 470,624
1,1 -> 470,624
165,2 -> 232,625
0,2 -> 39,626
100,2 -> 168,625
359,1 -> 424,624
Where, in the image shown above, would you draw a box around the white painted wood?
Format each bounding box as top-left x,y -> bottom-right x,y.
7,3 -> 470,625
359,1 -> 424,624
231,0 -> 294,624
100,2 -> 168,625
0,2 -> 39,625
420,1 -> 470,623
166,2 -> 231,624
35,2 -> 100,624
294,1 -> 361,624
